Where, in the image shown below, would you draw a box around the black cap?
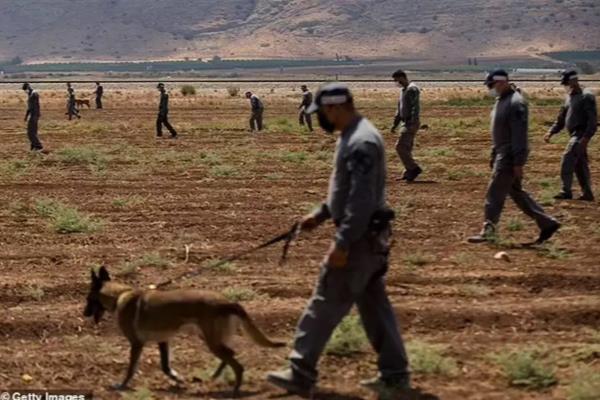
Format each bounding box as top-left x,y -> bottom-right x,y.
560,69 -> 578,85
306,82 -> 353,114
301,84 -> 308,90
484,69 -> 509,88
157,82 -> 165,89
22,82 -> 30,90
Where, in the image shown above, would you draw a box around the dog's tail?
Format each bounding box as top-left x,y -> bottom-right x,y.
224,304 -> 285,348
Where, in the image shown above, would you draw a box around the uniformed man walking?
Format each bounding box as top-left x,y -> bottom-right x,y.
22,83 -> 45,152
156,83 -> 178,138
267,83 -> 411,398
298,85 -> 314,132
468,70 -> 560,244
245,91 -> 264,132
544,70 -> 597,201
66,85 -> 81,120
94,82 -> 104,109
391,69 -> 422,182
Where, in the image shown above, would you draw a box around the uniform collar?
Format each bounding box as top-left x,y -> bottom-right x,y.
499,88 -> 515,99
341,116 -> 363,137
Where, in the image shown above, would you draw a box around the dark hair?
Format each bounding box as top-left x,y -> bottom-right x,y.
96,82 -> 100,85
392,69 -> 407,80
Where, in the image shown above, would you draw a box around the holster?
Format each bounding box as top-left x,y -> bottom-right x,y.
368,207 -> 395,233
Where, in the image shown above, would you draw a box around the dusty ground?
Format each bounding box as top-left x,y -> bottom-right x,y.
0,84 -> 598,400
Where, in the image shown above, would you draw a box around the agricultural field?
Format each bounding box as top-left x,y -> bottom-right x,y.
0,82 -> 599,400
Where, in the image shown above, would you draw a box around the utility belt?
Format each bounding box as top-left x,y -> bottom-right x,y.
333,207 -> 396,233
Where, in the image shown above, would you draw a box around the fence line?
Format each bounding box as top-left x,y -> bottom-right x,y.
0,79 -> 599,84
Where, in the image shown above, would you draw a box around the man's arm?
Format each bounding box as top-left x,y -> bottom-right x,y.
583,94 -> 598,139
546,104 -> 567,142
406,87 -> 420,127
300,203 -> 331,231
335,142 -> 379,251
509,101 -> 529,168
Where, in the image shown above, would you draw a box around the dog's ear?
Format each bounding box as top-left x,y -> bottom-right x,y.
98,266 -> 111,282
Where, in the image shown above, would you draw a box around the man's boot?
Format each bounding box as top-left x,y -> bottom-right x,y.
467,221 -> 496,244
535,221 -> 561,245
267,369 -> 314,399
554,191 -> 573,200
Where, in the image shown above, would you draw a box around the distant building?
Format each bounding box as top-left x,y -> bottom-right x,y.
513,68 -> 563,75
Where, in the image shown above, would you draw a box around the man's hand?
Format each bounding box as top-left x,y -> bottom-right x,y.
324,242 -> 349,268
543,132 -> 552,143
513,165 -> 524,180
299,214 -> 320,232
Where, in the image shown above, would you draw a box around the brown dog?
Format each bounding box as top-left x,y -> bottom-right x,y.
83,266 -> 284,395
75,99 -> 91,108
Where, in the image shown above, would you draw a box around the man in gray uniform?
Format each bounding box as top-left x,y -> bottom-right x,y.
391,69 -> 422,182
245,91 -> 264,132
544,70 -> 597,201
468,70 -> 560,244
156,83 -> 178,138
267,83 -> 410,398
22,83 -> 44,152
66,84 -> 81,120
298,85 -> 314,132
94,82 -> 104,109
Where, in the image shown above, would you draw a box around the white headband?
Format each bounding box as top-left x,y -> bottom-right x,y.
492,75 -> 508,82
320,94 -> 349,105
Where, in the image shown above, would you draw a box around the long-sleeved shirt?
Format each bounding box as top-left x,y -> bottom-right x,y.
95,86 -> 103,98
314,116 -> 387,250
158,92 -> 169,115
300,91 -> 313,109
549,88 -> 597,139
250,94 -> 263,111
27,90 -> 40,119
490,88 -> 529,168
392,82 -> 420,129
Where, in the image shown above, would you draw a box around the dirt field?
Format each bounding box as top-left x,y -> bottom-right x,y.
0,83 -> 598,400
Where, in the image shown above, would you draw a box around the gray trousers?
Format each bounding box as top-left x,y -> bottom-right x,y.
395,124 -> 420,171
561,136 -> 593,196
156,113 -> 178,137
27,117 -> 43,150
290,231 -> 409,384
250,109 -> 263,131
485,166 -> 556,229
299,110 -> 313,131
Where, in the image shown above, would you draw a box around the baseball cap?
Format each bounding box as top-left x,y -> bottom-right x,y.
306,82 -> 353,114
484,69 -> 509,88
560,69 -> 578,85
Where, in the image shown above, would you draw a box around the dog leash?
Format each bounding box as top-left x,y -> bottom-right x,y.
153,222 -> 300,289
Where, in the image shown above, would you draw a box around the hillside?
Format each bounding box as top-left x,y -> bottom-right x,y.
0,0 -> 598,63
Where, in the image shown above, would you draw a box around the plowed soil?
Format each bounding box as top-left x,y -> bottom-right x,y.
0,84 -> 598,400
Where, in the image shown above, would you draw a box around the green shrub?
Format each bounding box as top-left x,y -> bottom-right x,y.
35,198 -> 102,234
226,86 -> 240,97
181,85 -> 196,96
326,315 -> 368,356
567,368 -> 600,400
493,350 -> 557,389
407,340 -> 458,376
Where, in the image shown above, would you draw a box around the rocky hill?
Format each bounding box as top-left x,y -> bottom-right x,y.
0,0 -> 598,63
